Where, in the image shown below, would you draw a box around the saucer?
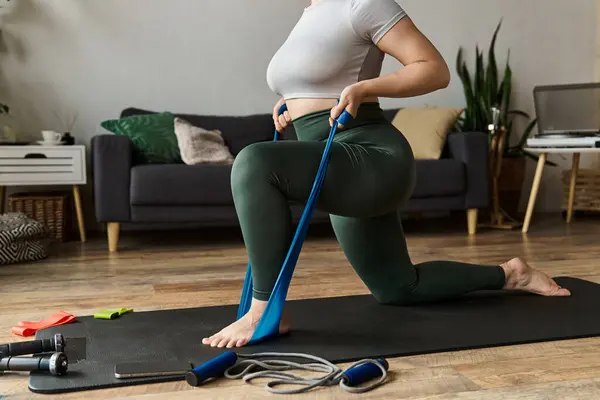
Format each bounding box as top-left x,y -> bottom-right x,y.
37,141 -> 63,146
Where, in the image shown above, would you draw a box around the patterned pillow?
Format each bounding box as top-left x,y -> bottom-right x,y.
101,112 -> 181,164
0,213 -> 48,265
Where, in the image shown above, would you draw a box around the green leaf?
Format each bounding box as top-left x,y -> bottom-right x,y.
463,107 -> 472,131
486,19 -> 502,107
475,48 -> 489,131
504,119 -> 514,149
499,59 -> 512,127
456,47 -> 464,78
462,64 -> 475,112
456,47 -> 480,132
475,47 -> 484,99
479,97 -> 491,131
486,64 -> 497,109
490,19 -> 503,53
497,49 -> 511,104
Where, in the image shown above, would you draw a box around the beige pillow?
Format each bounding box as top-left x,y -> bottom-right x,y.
174,118 -> 234,165
391,107 -> 464,160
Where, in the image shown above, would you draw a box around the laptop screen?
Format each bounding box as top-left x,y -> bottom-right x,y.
534,83 -> 600,136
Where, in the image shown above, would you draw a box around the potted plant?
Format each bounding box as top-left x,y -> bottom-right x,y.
455,19 -> 556,221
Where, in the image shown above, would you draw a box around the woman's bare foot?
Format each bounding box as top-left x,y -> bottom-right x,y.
501,257 -> 571,297
201,300 -> 290,348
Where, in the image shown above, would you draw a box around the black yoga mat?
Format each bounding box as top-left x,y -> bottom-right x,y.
30,277 -> 600,394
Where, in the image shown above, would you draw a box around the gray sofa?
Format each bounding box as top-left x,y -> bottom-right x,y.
92,107 -> 489,252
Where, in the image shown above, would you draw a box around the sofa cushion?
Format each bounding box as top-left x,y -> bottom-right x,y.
130,164 -> 234,206
174,118 -> 235,165
130,160 -> 465,206
412,159 -> 465,198
391,107 -> 464,160
130,204 -> 330,224
121,108 -> 296,156
101,112 -> 182,164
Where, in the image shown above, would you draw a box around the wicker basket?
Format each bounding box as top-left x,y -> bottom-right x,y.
7,192 -> 71,242
561,168 -> 600,211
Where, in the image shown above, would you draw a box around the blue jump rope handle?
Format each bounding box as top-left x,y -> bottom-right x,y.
186,351 -> 238,387
342,359 -> 389,387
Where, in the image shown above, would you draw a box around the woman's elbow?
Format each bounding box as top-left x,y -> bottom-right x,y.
441,70 -> 451,89
435,62 -> 451,90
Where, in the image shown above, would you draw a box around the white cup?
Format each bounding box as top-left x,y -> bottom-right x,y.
41,130 -> 62,143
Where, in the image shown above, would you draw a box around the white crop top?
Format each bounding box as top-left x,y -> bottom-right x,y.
266,0 -> 407,100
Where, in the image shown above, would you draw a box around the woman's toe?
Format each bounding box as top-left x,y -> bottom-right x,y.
210,337 -> 222,347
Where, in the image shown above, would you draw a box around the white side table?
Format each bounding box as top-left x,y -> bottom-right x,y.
522,147 -> 600,234
0,145 -> 87,241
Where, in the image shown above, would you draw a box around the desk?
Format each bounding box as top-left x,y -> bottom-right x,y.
522,147 -> 600,233
0,145 -> 87,241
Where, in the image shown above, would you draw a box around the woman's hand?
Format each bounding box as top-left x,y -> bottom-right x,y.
329,82 -> 367,128
273,97 -> 292,132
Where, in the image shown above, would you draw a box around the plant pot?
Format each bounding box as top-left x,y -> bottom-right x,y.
498,156 -> 526,218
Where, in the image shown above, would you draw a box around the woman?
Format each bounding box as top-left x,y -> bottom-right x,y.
202,0 -> 570,349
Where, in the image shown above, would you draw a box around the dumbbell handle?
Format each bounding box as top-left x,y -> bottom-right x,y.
0,334 -> 64,357
0,353 -> 68,376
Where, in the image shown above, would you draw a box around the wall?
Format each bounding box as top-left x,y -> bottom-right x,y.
0,0 -> 596,222
597,0 -> 600,81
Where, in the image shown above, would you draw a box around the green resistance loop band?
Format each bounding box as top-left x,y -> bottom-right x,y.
94,308 -> 133,320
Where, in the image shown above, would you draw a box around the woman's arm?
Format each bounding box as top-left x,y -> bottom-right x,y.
331,16 -> 450,124
362,16 -> 450,98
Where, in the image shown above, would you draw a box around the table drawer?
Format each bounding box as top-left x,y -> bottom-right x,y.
0,146 -> 86,185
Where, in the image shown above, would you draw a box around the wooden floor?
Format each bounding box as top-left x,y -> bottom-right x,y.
3,214 -> 600,399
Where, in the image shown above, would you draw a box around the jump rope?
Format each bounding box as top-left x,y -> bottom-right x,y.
187,105 -> 391,394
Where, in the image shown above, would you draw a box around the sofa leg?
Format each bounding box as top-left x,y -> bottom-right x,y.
107,223 -> 120,253
467,209 -> 478,236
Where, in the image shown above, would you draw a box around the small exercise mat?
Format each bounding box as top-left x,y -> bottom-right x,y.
30,277 -> 600,394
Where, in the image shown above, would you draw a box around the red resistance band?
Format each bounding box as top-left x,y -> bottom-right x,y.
11,311 -> 76,337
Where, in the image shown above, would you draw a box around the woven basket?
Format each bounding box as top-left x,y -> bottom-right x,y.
561,168 -> 600,211
7,192 -> 71,242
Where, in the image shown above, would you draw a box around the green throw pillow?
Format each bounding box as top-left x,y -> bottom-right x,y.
101,112 -> 181,164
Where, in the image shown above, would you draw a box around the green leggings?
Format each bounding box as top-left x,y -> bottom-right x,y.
231,102 -> 505,304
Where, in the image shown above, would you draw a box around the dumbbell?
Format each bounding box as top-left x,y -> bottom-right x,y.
0,333 -> 65,357
0,352 -> 69,376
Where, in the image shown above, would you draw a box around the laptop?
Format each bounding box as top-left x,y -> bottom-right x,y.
527,82 -> 600,148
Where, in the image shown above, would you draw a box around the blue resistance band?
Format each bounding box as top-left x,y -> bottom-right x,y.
237,103 -> 353,344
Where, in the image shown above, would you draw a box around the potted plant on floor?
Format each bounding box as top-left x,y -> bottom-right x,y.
455,19 -> 556,227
